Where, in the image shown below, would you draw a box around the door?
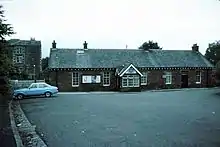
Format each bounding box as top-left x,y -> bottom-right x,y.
181,74 -> 188,88
26,83 -> 39,96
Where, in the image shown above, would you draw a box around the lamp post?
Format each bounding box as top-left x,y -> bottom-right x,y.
33,64 -> 36,83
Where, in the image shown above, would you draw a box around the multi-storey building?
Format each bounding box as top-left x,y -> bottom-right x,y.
8,38 -> 41,79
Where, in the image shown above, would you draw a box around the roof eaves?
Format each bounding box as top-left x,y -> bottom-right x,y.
198,52 -> 214,68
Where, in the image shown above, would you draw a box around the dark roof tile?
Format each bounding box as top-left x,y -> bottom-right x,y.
8,39 -> 41,46
48,48 -> 214,68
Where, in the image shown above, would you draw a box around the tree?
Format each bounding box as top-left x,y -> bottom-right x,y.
139,40 -> 162,50
0,5 -> 14,41
0,5 -> 15,96
41,57 -> 49,71
0,5 -> 15,76
204,41 -> 220,66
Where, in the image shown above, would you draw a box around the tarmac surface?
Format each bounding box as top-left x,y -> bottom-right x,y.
20,89 -> 220,147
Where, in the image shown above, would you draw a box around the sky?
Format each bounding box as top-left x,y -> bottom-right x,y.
2,0 -> 220,58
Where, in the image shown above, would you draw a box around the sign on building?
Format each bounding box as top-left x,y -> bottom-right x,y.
82,75 -> 101,83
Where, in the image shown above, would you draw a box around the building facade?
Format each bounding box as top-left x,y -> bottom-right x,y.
8,38 -> 41,79
48,41 -> 214,92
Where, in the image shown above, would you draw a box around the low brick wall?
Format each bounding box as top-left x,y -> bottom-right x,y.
10,80 -> 45,90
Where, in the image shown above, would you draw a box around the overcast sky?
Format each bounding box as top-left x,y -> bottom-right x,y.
2,0 -> 220,57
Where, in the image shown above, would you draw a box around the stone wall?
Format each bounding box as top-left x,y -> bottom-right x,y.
10,80 -> 45,90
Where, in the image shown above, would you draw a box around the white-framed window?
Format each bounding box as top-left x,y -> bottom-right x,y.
14,55 -> 24,63
165,72 -> 172,84
122,75 -> 139,87
72,72 -> 79,87
141,72 -> 148,85
103,72 -> 110,86
13,47 -> 23,54
195,71 -> 201,84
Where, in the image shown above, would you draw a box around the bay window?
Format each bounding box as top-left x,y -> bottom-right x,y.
122,75 -> 139,87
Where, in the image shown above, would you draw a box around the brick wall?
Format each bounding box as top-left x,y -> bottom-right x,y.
140,69 -> 213,91
49,69 -> 214,92
49,70 -> 117,92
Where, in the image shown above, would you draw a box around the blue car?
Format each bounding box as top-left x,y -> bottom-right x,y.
13,82 -> 59,99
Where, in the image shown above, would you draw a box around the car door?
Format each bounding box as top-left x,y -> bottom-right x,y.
38,83 -> 48,95
26,83 -> 39,96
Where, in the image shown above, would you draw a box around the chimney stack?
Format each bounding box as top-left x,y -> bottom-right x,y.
52,40 -> 56,48
83,41 -> 88,50
192,44 -> 199,52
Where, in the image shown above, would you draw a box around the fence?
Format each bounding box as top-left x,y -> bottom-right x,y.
10,80 -> 45,90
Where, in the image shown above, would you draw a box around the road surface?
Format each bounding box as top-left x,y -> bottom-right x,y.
20,89 -> 220,147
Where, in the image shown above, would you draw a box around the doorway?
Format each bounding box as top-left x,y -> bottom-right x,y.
181,74 -> 188,88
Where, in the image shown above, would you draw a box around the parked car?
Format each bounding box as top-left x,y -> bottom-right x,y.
13,82 -> 59,99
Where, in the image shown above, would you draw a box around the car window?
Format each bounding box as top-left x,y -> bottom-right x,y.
39,84 -> 48,88
29,84 -> 38,88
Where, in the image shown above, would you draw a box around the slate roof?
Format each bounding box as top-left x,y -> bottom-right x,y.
48,48 -> 214,69
8,39 -> 41,46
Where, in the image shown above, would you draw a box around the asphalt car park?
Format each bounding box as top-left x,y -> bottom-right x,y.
20,89 -> 220,147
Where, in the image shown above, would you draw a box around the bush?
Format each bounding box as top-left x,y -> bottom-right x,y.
0,76 -> 13,98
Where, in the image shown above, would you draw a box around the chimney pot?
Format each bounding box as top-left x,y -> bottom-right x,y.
83,41 -> 88,49
192,44 -> 199,52
52,40 -> 56,48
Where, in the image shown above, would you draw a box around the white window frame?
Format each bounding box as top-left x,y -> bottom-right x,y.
13,56 -> 16,63
72,72 -> 79,87
141,72 -> 147,85
14,47 -> 23,54
195,71 -> 201,84
103,72 -> 110,86
165,72 -> 172,85
122,75 -> 139,87
15,55 -> 23,63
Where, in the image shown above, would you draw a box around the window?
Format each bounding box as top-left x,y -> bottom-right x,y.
14,47 -> 23,54
29,84 -> 37,88
14,55 -> 24,63
39,84 -> 48,88
196,71 -> 201,84
103,72 -> 110,86
165,72 -> 172,84
122,75 -> 139,87
141,72 -> 148,85
72,72 -> 79,87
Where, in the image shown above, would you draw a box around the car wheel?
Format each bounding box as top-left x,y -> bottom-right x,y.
17,94 -> 24,100
45,92 -> 52,98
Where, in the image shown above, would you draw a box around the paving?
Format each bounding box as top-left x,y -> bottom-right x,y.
20,88 -> 220,147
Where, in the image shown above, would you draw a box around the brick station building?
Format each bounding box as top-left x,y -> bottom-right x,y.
48,41 -> 214,92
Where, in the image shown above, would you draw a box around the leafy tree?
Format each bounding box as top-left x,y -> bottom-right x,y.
0,5 -> 14,41
204,41 -> 220,66
41,57 -> 49,71
139,40 -> 162,50
0,5 -> 15,96
0,5 -> 15,76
